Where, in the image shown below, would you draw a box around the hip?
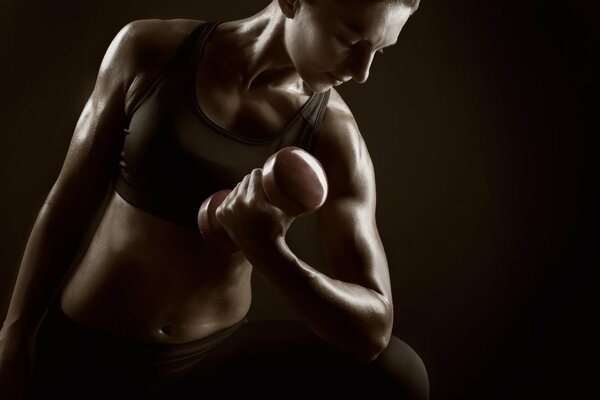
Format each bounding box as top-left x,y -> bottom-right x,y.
28,298 -> 249,397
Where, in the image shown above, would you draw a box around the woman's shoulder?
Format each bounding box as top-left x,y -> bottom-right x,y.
117,18 -> 205,69
113,18 -> 206,117
122,18 -> 205,48
319,88 -> 363,148
315,88 -> 369,174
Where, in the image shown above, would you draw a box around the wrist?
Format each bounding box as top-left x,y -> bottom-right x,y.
1,321 -> 33,351
243,235 -> 294,273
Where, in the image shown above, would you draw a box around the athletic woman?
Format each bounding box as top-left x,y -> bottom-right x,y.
0,1 -> 428,398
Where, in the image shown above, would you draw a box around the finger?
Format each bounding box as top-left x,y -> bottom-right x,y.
223,182 -> 241,208
248,168 -> 264,201
238,173 -> 251,198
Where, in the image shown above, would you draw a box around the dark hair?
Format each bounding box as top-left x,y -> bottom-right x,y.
307,0 -> 421,15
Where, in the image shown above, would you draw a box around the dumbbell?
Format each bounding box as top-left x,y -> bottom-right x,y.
197,146 -> 328,251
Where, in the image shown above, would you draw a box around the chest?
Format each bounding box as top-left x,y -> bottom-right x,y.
194,57 -> 311,140
121,58 -> 319,197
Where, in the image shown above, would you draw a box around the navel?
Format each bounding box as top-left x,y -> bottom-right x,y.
158,323 -> 175,336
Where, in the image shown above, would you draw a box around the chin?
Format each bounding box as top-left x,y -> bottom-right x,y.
303,79 -> 333,94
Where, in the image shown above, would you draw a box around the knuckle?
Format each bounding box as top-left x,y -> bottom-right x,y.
217,200 -> 232,214
239,175 -> 249,186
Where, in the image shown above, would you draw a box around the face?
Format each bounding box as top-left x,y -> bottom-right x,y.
284,0 -> 412,92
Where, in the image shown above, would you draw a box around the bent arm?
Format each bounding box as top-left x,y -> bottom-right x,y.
243,103 -> 393,363
247,238 -> 391,364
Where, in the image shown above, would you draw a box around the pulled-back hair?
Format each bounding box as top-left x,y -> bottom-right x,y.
304,0 -> 421,15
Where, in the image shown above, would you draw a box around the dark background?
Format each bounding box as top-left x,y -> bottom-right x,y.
1,0 -> 596,398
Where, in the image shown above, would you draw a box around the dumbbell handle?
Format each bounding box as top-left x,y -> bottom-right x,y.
198,146 -> 328,251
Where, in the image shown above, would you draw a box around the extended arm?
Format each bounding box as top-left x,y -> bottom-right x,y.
0,24 -> 138,400
0,26 -> 133,351
0,18 -> 204,350
0,19 -> 209,399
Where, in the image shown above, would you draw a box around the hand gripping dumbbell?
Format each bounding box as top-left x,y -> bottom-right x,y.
197,146 -> 328,251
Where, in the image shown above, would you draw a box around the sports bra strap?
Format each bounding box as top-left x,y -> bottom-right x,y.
124,22 -> 214,127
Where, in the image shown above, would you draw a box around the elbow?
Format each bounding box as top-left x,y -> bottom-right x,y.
350,296 -> 394,364
353,336 -> 389,364
364,317 -> 394,363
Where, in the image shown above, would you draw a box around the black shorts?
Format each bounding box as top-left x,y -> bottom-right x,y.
28,300 -> 425,399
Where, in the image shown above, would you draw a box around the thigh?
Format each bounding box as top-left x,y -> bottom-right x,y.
369,335 -> 430,400
173,320 -> 338,387
28,302 -> 149,399
169,320 -> 428,399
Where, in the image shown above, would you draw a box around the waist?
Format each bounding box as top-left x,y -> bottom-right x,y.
33,299 -> 249,387
45,299 -> 248,351
59,188 -> 253,343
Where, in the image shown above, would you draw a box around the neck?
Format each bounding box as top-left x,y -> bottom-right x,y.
212,2 -> 304,93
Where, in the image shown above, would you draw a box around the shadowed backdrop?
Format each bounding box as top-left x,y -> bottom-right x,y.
1,0 -> 596,398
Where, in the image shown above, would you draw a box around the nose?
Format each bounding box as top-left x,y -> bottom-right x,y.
347,48 -> 376,84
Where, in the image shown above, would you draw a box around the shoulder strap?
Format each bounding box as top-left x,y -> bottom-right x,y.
305,89 -> 332,154
125,22 -> 212,127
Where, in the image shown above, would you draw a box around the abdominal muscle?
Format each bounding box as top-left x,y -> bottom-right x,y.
59,189 -> 253,344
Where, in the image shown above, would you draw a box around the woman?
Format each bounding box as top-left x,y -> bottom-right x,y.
0,0 -> 428,398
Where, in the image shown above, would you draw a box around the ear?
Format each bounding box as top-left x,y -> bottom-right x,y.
277,0 -> 300,18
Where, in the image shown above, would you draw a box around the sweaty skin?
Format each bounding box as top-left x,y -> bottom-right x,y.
4,0 -> 413,365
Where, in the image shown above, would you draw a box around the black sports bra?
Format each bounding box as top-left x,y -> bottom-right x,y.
114,22 -> 331,233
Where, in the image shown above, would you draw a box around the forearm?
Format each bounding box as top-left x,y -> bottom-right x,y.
245,237 -> 393,363
1,200 -> 88,346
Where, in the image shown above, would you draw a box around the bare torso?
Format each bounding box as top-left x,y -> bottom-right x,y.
59,19 -> 326,344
